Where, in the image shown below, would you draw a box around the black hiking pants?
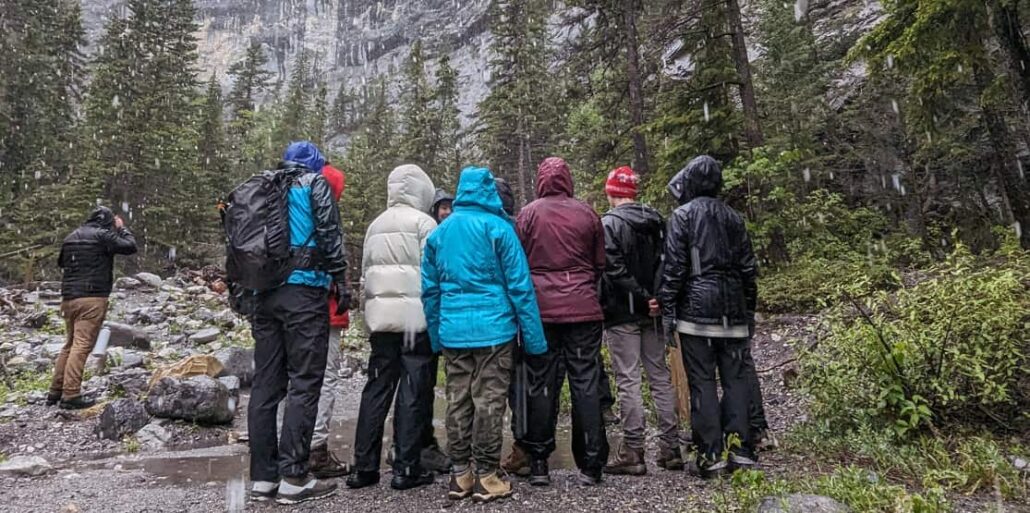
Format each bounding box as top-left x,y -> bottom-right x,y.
249,284 -> 329,481
744,349 -> 768,433
352,331 -> 434,476
420,353 -> 440,448
521,321 -> 610,477
680,334 -> 754,464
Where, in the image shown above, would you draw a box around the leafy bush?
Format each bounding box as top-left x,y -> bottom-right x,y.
716,466 -> 949,513
798,239 -> 1030,434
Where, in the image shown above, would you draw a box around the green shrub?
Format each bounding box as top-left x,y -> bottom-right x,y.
798,240 -> 1030,434
760,253 -> 900,313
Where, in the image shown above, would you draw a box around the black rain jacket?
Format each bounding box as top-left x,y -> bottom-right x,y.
58,206 -> 138,300
601,202 -> 664,327
657,156 -> 758,330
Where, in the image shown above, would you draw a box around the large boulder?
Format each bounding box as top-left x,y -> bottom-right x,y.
105,322 -> 151,350
135,421 -> 172,451
108,368 -> 151,398
134,272 -> 163,288
758,495 -> 852,513
214,347 -> 255,386
95,399 -> 150,441
146,375 -> 234,425
0,456 -> 51,477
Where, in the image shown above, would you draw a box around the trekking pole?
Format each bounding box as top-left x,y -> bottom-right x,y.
516,331 -> 528,440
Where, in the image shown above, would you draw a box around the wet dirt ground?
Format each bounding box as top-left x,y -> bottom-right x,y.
0,316 -> 816,512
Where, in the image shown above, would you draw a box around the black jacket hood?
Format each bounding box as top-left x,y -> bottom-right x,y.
431,188 -> 455,221
667,155 -> 723,206
86,206 -> 115,229
494,177 -> 515,216
606,202 -> 663,234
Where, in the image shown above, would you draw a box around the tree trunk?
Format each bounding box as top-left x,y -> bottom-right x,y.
725,0 -> 764,149
622,0 -> 651,175
987,0 -> 1030,110
973,60 -> 1030,248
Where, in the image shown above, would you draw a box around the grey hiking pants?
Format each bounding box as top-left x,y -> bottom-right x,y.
606,321 -> 681,450
311,328 -> 342,449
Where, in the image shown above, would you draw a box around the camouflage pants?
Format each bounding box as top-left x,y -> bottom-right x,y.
443,341 -> 513,473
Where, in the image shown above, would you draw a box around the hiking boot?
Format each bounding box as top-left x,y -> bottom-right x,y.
421,444 -> 450,474
249,481 -> 278,502
603,443 -> 646,476
276,475 -> 337,505
602,407 -> 619,426
59,395 -> 95,410
729,453 -> 757,472
391,470 -> 434,490
309,445 -> 351,479
501,444 -> 531,477
577,471 -> 603,487
45,393 -> 61,407
448,468 -> 475,500
472,471 -> 513,502
345,470 -> 380,489
528,459 -> 550,486
754,429 -> 779,452
696,460 -> 729,480
657,445 -> 685,471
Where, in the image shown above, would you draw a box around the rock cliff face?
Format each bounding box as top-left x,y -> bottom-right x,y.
79,0 -> 882,124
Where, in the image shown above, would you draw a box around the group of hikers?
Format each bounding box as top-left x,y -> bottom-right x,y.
48,139 -> 768,506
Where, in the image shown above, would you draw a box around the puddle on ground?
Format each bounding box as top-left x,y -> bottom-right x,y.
122,396 -> 578,485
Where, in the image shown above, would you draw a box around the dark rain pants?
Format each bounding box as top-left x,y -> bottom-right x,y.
680,334 -> 754,464
352,331 -> 434,476
249,285 -> 328,481
420,353 -> 441,448
744,349 -> 769,433
521,321 -> 610,477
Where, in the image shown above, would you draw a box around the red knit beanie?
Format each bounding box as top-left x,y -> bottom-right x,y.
605,166 -> 638,198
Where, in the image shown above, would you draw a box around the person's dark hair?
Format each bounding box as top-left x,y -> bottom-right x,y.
494,177 -> 515,216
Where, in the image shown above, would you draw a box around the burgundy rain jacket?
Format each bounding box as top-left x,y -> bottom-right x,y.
516,157 -> 605,324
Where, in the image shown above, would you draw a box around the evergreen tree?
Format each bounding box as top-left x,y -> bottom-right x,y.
477,0 -> 561,205
276,50 -> 315,147
329,83 -> 358,134
400,40 -> 439,175
311,81 -> 329,148
81,0 -> 204,265
198,75 -> 227,174
433,54 -> 463,188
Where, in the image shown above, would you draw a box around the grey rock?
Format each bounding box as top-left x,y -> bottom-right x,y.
186,285 -> 208,295
0,456 -> 52,477
135,422 -> 172,451
145,375 -> 234,425
22,311 -> 49,329
189,328 -> 221,345
192,308 -> 214,322
105,322 -> 151,350
214,347 -> 255,386
218,376 -> 240,413
13,342 -> 33,356
212,309 -> 238,329
127,307 -> 166,325
134,272 -> 163,288
95,399 -> 151,441
758,494 -> 852,513
159,284 -> 184,294
0,342 -> 14,353
1012,456 -> 1029,474
5,356 -> 31,371
114,277 -> 142,290
108,368 -> 151,398
42,342 -> 65,358
108,348 -> 145,369
340,354 -> 364,379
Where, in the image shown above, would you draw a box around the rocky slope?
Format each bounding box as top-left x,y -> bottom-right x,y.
78,0 -> 883,133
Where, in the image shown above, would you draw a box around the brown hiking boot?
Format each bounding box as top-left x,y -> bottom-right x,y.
603,443 -> 646,476
501,444 -> 530,476
472,471 -> 513,503
657,444 -> 684,471
309,445 -> 351,479
448,468 -> 474,500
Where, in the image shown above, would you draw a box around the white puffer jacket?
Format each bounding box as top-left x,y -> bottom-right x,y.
362,164 -> 438,334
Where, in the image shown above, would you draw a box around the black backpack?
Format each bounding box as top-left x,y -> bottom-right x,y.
221,170 -> 294,313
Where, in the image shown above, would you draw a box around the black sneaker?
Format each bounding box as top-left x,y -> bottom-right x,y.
249,481 -> 278,502
275,475 -> 337,505
45,393 -> 61,407
729,453 -> 757,471
528,459 -> 550,487
697,460 -> 729,479
577,471 -> 602,486
59,395 -> 96,410
345,470 -> 380,489
391,470 -> 434,490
